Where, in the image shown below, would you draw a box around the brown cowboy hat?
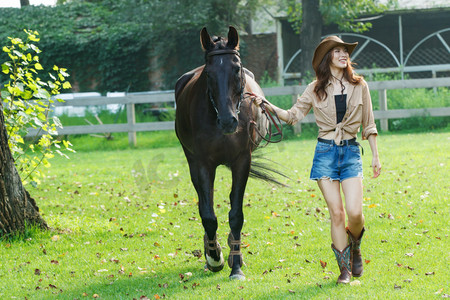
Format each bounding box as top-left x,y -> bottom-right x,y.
312,36 -> 358,73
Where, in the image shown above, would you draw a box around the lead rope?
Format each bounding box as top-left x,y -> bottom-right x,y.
244,92 -> 283,147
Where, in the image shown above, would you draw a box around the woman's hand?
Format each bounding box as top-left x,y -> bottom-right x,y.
252,95 -> 264,106
372,156 -> 381,178
367,134 -> 381,178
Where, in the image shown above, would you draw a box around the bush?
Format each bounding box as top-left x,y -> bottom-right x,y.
1,30 -> 74,185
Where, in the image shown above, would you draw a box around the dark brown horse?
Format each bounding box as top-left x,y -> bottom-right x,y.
175,26 -> 279,280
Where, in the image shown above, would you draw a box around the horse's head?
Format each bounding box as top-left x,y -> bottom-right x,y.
201,26 -> 245,134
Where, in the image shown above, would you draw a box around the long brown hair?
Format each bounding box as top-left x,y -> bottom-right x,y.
313,49 -> 363,101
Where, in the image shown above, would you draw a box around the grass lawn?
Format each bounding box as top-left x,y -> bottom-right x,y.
1,131 -> 449,299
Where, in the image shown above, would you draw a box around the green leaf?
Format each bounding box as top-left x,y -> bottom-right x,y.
35,63 -> 43,70
2,64 -> 9,74
53,116 -> 62,128
62,81 -> 72,89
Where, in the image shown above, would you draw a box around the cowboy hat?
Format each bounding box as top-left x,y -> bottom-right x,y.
312,36 -> 358,73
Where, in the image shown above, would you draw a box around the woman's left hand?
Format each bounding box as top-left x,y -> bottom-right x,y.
372,156 -> 381,178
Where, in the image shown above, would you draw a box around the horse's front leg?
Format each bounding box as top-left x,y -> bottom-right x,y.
187,157 -> 224,272
228,153 -> 251,280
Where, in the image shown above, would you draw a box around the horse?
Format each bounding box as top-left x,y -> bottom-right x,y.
175,26 -> 282,280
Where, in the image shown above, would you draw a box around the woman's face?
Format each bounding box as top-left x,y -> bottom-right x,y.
330,46 -> 349,70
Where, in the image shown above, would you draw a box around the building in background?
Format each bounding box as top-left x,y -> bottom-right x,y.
243,1 -> 450,85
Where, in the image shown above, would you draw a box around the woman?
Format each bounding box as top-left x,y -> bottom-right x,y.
255,36 -> 381,284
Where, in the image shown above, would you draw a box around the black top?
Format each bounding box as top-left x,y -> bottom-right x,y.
334,94 -> 347,124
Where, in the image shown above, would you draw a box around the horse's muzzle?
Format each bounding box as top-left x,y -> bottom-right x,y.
217,115 -> 238,134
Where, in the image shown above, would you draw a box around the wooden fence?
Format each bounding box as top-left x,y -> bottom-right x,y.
28,77 -> 450,146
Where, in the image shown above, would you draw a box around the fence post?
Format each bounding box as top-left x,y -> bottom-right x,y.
378,89 -> 388,131
127,102 -> 137,146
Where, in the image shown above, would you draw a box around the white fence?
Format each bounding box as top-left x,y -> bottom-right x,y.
28,77 -> 450,146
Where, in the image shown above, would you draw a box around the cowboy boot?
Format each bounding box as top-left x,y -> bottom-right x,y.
331,243 -> 352,284
203,233 -> 224,272
347,227 -> 365,277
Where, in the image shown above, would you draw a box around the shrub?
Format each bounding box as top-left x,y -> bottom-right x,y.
1,30 -> 75,186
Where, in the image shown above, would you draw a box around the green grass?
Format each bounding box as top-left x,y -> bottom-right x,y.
1,132 -> 449,299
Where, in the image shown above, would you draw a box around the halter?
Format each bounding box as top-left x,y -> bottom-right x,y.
205,49 -> 245,115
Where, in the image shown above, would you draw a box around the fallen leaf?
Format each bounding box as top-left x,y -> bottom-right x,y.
368,204 -> 377,208
364,259 -> 371,264
394,284 -> 401,289
93,294 -> 100,298
320,260 -> 327,269
51,235 -> 60,242
350,280 -> 361,286
288,289 -> 295,293
34,269 -> 41,275
425,272 -> 435,276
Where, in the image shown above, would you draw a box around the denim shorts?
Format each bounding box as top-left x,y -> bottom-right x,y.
310,139 -> 363,182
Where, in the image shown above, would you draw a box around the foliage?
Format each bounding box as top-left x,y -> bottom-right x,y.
0,0 -> 277,92
0,30 -> 74,186
0,132 -> 448,298
0,1 -> 153,93
287,0 -> 394,34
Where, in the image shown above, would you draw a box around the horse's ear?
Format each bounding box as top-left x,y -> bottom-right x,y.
227,26 -> 239,50
200,27 -> 214,51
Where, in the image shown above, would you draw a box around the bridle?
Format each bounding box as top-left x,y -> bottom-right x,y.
205,49 -> 245,115
205,49 -> 283,146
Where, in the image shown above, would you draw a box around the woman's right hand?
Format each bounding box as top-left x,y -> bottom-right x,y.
252,95 -> 264,107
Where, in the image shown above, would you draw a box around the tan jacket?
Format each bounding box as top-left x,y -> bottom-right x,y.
285,79 -> 378,144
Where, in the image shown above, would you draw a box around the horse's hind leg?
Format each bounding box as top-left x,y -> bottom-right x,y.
228,154 -> 251,280
186,157 -> 224,272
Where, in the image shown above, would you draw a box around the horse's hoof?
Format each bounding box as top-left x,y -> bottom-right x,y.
205,263 -> 225,272
229,269 -> 245,280
205,252 -> 224,272
229,273 -> 245,280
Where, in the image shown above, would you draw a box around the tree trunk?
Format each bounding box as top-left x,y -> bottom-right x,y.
300,0 -> 322,84
20,0 -> 30,7
0,103 -> 47,237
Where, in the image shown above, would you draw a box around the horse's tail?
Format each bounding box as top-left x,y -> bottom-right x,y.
249,152 -> 290,187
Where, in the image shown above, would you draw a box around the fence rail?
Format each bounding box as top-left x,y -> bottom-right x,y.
27,77 -> 450,146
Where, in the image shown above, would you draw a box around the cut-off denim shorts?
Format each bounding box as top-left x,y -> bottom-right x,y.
310,138 -> 363,182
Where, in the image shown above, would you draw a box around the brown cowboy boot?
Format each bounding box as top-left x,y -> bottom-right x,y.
331,244 -> 352,284
347,227 -> 365,277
